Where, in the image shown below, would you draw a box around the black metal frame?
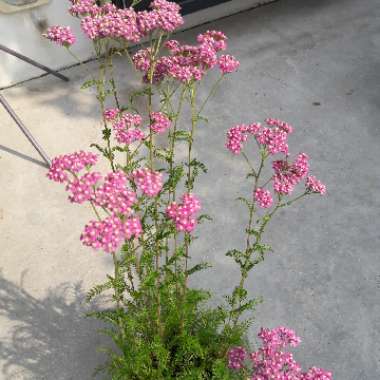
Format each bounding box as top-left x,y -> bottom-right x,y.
113,0 -> 233,15
0,44 -> 71,167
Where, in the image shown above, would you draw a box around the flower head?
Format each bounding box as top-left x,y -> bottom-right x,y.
254,188 -> 273,208
218,54 -> 240,74
226,123 -> 260,154
197,30 -> 227,52
132,168 -> 163,197
257,127 -> 289,155
104,108 -> 120,121
306,175 -> 326,195
47,151 -> 98,183
43,25 -> 76,46
66,172 -> 102,204
166,193 -> 201,233
228,346 -> 246,370
94,171 -> 137,215
69,0 -> 99,17
80,215 -> 141,253
302,367 -> 333,380
112,113 -> 145,145
150,112 -> 171,133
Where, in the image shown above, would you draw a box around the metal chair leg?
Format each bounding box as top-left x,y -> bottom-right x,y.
0,93 -> 51,167
0,44 -> 69,83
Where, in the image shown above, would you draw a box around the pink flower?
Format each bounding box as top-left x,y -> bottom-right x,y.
258,326 -> 301,351
124,217 -> 143,240
198,42 -> 218,68
167,61 -> 203,82
151,0 -> 184,32
150,112 -> 171,133
293,152 -> 309,179
132,48 -> 152,72
306,176 -> 326,195
80,5 -> 141,42
80,215 -> 141,253
164,39 -> 180,52
302,367 -> 333,380
43,26 -> 76,46
94,171 -> 137,215
112,113 -> 145,145
257,127 -> 289,155
197,30 -> 228,52
230,327 -> 331,380
69,0 -> 99,17
115,129 -> 146,145
218,54 -> 240,74
166,193 -> 201,233
254,188 -> 273,208
151,0 -> 181,13
137,10 -> 160,35
104,108 -> 120,121
66,172 -> 102,204
226,123 -> 260,154
272,153 -> 310,195
132,168 -> 163,197
273,173 -> 295,195
47,151 -> 98,183
265,117 -> 294,134
228,346 -> 246,370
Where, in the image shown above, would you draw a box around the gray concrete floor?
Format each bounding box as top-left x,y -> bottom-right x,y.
1,0 -> 380,378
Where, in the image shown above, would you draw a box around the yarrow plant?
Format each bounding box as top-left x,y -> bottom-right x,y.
44,1 -> 331,379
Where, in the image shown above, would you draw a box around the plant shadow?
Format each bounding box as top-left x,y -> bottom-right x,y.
0,273 -> 109,380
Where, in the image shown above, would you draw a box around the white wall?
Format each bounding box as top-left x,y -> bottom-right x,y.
0,0 -> 274,88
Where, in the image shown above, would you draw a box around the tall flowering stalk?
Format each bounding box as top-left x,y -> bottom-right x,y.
44,1 -> 331,379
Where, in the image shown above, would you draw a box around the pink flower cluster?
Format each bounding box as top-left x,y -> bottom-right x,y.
226,118 -> 292,156
132,29 -> 239,83
94,171 -> 137,215
43,25 -> 76,46
226,119 -> 326,200
66,171 -> 102,204
226,123 -> 260,154
306,176 -> 326,195
197,30 -> 228,51
69,0 -> 183,42
228,346 -> 246,370
111,112 -> 145,145
228,327 -> 332,380
132,168 -> 163,197
150,112 -> 171,133
254,188 -> 273,208
104,108 -> 120,121
273,153 -> 310,195
138,0 -> 184,34
80,215 -> 142,253
218,54 -> 240,74
48,152 -> 143,252
47,151 -> 98,182
166,193 -> 201,233
80,4 -> 141,42
69,0 -> 98,17
258,326 -> 302,351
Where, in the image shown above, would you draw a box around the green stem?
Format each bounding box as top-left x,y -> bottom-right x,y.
112,252 -> 122,309
95,41 -> 115,172
184,83 -> 197,286
198,74 -> 224,115
241,151 -> 257,177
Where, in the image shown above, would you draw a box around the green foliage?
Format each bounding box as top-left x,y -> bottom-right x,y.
89,256 -> 246,379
